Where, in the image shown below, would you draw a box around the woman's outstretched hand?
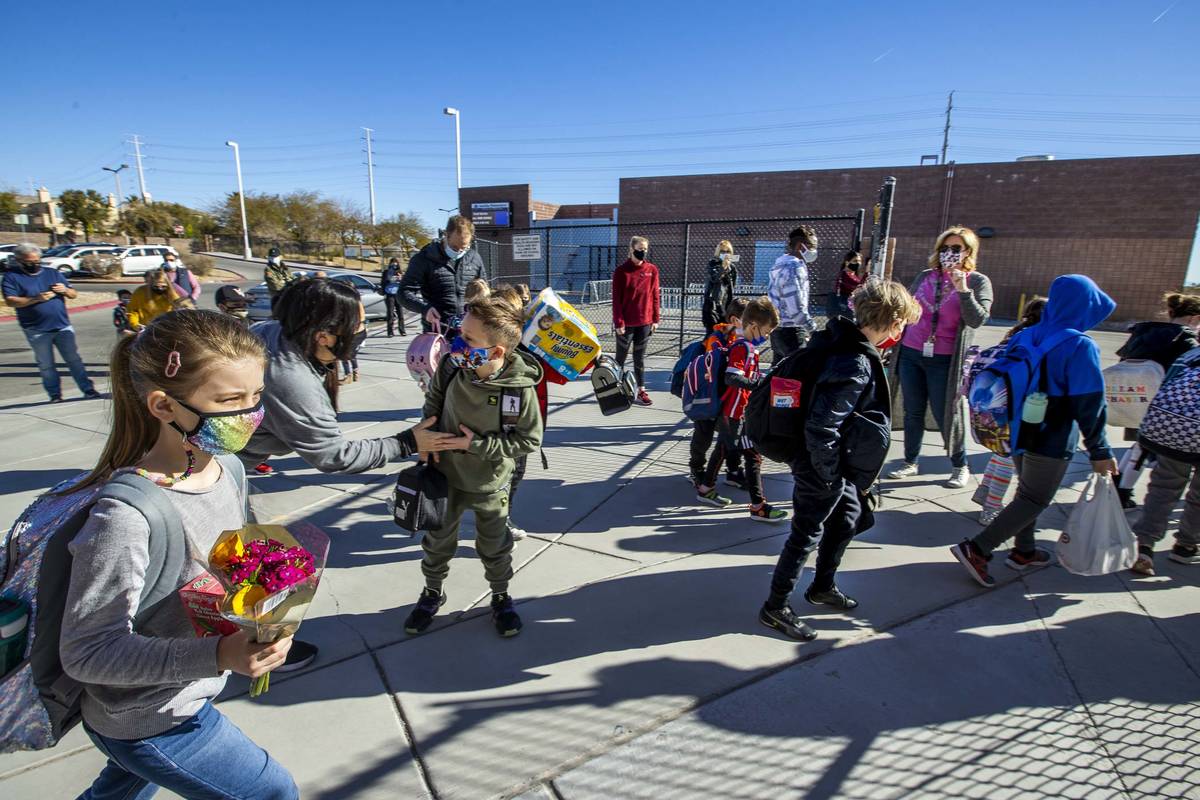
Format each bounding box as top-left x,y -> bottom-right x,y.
412,416 -> 459,454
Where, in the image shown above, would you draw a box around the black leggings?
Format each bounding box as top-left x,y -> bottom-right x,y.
615,325 -> 652,387
384,294 -> 406,335
703,418 -> 764,506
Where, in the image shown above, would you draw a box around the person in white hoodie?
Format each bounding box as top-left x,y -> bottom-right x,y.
767,226 -> 819,360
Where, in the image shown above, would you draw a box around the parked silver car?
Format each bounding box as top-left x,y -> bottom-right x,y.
245,270 -> 386,322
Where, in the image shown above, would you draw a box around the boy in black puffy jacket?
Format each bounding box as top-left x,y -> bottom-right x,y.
759,280 -> 921,642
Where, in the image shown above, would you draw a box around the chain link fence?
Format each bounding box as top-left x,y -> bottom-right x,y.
476,214 -> 866,359
199,210 -> 872,362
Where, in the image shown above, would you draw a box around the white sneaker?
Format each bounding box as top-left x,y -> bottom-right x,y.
506,521 -> 528,541
887,462 -> 919,479
946,466 -> 972,490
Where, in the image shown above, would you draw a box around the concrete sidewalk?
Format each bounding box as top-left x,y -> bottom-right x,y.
0,329 -> 1196,800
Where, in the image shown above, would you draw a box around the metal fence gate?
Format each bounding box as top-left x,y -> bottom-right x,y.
475,213 -> 866,359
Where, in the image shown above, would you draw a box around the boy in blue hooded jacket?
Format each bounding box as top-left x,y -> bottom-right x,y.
952,274 -> 1120,587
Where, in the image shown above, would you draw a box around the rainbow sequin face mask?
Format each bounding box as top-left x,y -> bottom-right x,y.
170,398 -> 265,455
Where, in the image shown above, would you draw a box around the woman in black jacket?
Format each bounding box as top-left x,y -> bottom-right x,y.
702,240 -> 738,333
381,257 -> 406,337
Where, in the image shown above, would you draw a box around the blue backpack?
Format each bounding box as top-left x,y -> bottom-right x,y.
967,328 -> 1080,456
670,340 -> 707,398
682,347 -> 727,421
0,457 -> 245,753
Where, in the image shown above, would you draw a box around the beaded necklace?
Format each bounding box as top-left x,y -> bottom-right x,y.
133,446 -> 197,487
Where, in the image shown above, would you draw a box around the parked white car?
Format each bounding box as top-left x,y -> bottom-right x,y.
41,245 -> 123,275
113,245 -> 181,276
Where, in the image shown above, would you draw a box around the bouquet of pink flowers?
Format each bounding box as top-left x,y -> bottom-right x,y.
208,522 -> 329,697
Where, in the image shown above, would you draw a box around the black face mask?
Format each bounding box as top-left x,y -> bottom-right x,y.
152,284 -> 170,294
350,329 -> 367,351
19,261 -> 40,275
633,249 -> 646,261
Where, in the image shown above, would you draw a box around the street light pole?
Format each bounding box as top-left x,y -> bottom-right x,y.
225,141 -> 252,260
443,107 -> 461,191
363,127 -> 377,225
102,164 -> 129,209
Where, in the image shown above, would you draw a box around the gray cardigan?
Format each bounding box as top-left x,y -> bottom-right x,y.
888,269 -> 994,457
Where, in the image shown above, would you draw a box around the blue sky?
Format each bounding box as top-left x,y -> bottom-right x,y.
4,0 -> 1199,274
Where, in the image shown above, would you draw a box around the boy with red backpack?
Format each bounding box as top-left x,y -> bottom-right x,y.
694,297 -> 788,522
688,297 -> 749,494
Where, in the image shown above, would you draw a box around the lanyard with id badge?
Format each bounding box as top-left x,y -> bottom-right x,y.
923,272 -> 952,358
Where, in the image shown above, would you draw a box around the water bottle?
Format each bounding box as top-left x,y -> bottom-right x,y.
1022,392 -> 1048,425
0,598 -> 29,676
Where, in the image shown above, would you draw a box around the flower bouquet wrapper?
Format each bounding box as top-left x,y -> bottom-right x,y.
207,522 -> 330,697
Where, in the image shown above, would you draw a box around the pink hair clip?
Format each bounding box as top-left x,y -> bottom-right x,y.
164,350 -> 182,378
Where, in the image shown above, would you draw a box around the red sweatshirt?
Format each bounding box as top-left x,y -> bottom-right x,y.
612,259 -> 661,328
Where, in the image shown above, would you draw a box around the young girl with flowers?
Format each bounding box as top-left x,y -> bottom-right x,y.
59,310 -> 298,799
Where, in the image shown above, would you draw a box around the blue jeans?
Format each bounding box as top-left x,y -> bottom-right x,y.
898,345 -> 965,468
81,702 -> 298,800
24,326 -> 94,399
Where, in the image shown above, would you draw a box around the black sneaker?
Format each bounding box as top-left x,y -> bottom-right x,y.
48,396 -> 63,404
758,604 -> 817,641
1169,543 -> 1200,565
804,585 -> 859,610
404,588 -> 447,635
491,593 -> 523,638
724,469 -> 749,491
274,639 -> 318,673
83,390 -> 102,400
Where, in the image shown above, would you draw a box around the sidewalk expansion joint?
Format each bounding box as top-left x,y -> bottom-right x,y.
1020,571 -> 1135,800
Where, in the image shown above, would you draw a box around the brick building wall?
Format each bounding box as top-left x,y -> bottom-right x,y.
530,200 -> 560,220
555,203 -> 618,220
618,155 -> 1200,321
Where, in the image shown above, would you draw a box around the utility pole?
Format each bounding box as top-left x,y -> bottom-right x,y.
940,90 -> 954,166
363,127 -> 377,225
128,134 -> 149,202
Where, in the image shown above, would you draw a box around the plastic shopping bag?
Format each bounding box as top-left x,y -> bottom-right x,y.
1056,474 -> 1137,576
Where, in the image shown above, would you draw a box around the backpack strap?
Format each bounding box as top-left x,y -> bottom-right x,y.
99,474 -> 187,627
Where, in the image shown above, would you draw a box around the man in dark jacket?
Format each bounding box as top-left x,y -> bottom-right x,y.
381,257 -> 406,336
760,280 -> 920,642
400,215 -> 486,332
702,243 -> 738,333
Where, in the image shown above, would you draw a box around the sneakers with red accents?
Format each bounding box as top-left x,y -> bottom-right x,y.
254,463 -> 273,475
1004,547 -> 1053,572
951,539 -> 996,587
635,388 -> 653,406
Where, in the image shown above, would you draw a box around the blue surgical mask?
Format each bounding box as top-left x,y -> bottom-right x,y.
444,243 -> 466,261
738,326 -> 767,347
448,335 -> 492,370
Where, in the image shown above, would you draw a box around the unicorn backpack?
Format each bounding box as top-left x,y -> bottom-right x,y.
407,326 -> 449,393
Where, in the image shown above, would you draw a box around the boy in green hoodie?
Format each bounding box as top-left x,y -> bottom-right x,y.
405,292 -> 544,637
